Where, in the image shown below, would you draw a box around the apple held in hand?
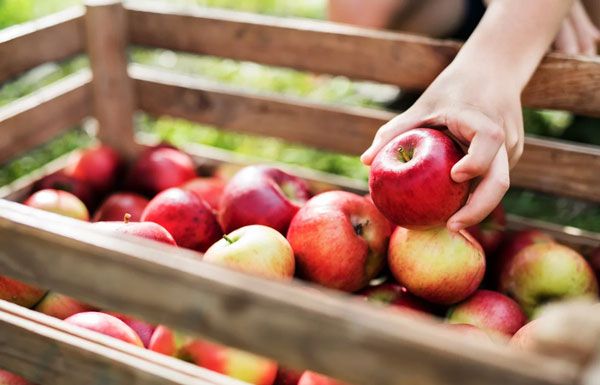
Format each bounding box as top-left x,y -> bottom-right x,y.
64,312 -> 144,346
369,128 -> 469,229
66,145 -> 121,193
446,290 -> 526,338
34,292 -> 96,320
181,177 -> 226,212
359,282 -> 430,314
0,276 -> 46,308
24,189 -> 89,221
219,166 -> 310,234
287,191 -> 390,292
467,204 -> 506,256
499,242 -> 598,316
142,188 -> 221,252
93,192 -> 149,222
204,225 -> 294,280
388,226 -> 485,305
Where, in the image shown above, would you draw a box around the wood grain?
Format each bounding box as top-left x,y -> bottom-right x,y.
126,1 -> 600,117
0,301 -> 241,385
85,0 -> 139,159
0,200 -> 581,385
0,7 -> 84,84
131,66 -> 600,203
0,70 -> 92,165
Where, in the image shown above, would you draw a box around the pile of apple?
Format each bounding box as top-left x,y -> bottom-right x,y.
1,129 -> 599,385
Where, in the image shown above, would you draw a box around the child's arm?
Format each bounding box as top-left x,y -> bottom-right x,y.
361,0 -> 576,232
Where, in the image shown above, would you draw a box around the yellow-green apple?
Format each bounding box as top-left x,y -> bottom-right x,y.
499,243 -> 598,316
148,325 -> 177,356
179,339 -> 278,385
467,204 -> 506,256
93,192 -> 149,222
34,171 -> 96,210
94,219 -> 177,246
388,226 -> 485,305
359,282 -> 431,314
24,189 -> 89,221
204,225 -> 294,280
142,188 -> 221,251
34,292 -> 96,319
446,290 -> 526,338
127,146 -> 196,196
219,166 -> 310,234
297,372 -> 348,385
181,177 -> 226,212
0,276 -> 46,308
274,367 -> 303,385
369,128 -> 469,229
65,145 -> 121,194
287,191 -> 390,292
0,369 -> 35,385
64,312 -> 144,346
107,312 -> 155,348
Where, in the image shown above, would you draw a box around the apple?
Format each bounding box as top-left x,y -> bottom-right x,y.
388,226 -> 485,305
494,230 -> 554,284
0,369 -> 34,385
219,166 -> 310,234
499,242 -> 598,316
148,325 -> 177,356
179,339 -> 278,385
65,145 -> 121,193
92,192 -> 149,222
142,188 -> 221,252
297,372 -> 348,385
64,312 -> 144,346
34,171 -> 96,210
181,177 -> 226,212
127,146 -> 196,196
204,225 -> 294,280
107,312 -> 155,348
94,219 -> 177,246
0,276 -> 46,308
24,189 -> 89,221
359,282 -> 431,314
467,204 -> 506,256
33,292 -> 96,320
287,191 -> 390,292
369,128 -> 469,229
446,290 -> 526,338
274,367 -> 303,385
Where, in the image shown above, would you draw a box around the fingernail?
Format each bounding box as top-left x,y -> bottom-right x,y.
453,172 -> 469,183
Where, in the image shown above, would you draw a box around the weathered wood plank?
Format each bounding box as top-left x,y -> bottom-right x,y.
126,1 -> 600,117
0,70 -> 92,164
0,200 -> 581,385
0,7 -> 84,84
131,66 -> 600,203
0,301 -> 240,385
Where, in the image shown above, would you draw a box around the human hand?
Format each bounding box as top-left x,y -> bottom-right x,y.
553,0 -> 600,55
361,66 -> 524,232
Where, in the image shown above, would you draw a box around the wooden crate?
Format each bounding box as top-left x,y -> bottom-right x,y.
0,1 -> 599,385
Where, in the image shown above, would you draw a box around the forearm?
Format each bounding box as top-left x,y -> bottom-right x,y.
450,0 -> 574,91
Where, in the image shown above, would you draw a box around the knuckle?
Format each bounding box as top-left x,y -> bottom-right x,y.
487,125 -> 505,144
496,175 -> 511,192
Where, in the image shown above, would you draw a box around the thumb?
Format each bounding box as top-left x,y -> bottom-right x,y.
361,113 -> 420,165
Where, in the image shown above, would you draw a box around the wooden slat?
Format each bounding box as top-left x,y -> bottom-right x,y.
0,301 -> 240,385
0,200 -> 581,385
131,65 -> 600,203
0,7 -> 84,84
126,1 -> 600,117
0,70 -> 92,164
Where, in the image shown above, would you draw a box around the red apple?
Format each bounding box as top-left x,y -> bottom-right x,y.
446,290 -> 526,338
107,312 -> 155,348
297,372 -> 348,385
93,192 -> 149,222
64,312 -> 144,346
287,191 -> 390,292
494,230 -> 554,285
148,325 -> 177,356
24,189 -> 89,221
219,166 -> 310,234
274,367 -> 303,385
359,282 -> 430,314
127,146 -> 196,196
181,177 -> 226,212
34,292 -> 96,320
0,276 -> 46,308
499,242 -> 598,316
0,369 -> 35,385
65,145 -> 121,193
388,226 -> 485,305
142,188 -> 221,252
467,204 -> 506,256
34,171 -> 96,210
179,339 -> 278,385
369,128 -> 469,229
94,219 -> 177,246
204,225 -> 294,280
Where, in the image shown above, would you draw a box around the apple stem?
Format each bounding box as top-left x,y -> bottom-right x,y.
123,213 -> 131,224
223,234 -> 234,244
398,146 -> 411,162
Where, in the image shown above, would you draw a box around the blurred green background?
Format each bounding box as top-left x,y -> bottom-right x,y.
1,0 -> 598,231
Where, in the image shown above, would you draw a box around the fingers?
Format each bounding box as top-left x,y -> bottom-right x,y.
360,112 -> 420,165
570,0 -> 600,55
555,19 -> 580,55
447,145 -> 510,232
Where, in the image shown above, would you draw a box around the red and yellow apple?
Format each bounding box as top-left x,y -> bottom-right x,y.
94,219 -> 177,246
0,276 -> 46,308
34,292 -> 96,320
359,282 -> 431,314
24,189 -> 89,221
64,312 -> 144,346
